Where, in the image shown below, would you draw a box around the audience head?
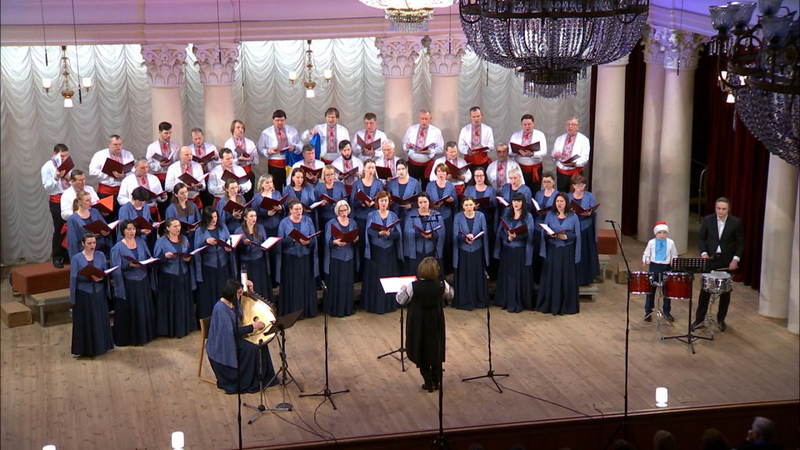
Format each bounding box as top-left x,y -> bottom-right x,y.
748,416 -> 775,442
653,429 -> 676,450
702,428 -> 731,450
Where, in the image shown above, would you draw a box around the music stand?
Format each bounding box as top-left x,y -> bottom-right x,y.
265,310 -> 304,410
664,257 -> 708,354
377,276 -> 417,372
243,337 -> 281,424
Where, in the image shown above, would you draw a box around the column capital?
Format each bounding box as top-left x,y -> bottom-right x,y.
641,25 -> 668,65
375,36 -> 422,78
141,44 -> 188,87
428,34 -> 467,76
193,43 -> 240,86
600,54 -> 630,68
659,29 -> 706,71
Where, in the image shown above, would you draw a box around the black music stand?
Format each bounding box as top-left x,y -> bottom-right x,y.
265,310 -> 304,410
243,337 -> 281,424
377,276 -> 413,372
664,257 -> 708,354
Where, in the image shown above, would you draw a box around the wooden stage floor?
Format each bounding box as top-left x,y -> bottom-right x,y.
2,235 -> 798,450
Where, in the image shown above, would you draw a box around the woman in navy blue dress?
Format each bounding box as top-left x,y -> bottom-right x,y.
493,192 -> 535,312
217,179 -> 245,235
464,167 -> 497,279
164,182 -> 201,242
426,163 -> 458,274
194,207 -> 233,320
497,167 -> 532,226
117,187 -> 154,245
206,279 -> 278,394
362,191 -> 403,314
452,197 -> 490,310
403,193 -> 444,276
386,159 -> 421,223
252,174 -> 283,285
277,198 -> 319,318
70,232 -> 114,357
567,175 -> 599,286
536,192 -> 581,315
532,172 -> 558,284
282,167 -> 317,222
110,220 -> 156,346
350,159 -> 384,279
67,190 -> 112,260
153,218 -> 197,338
323,200 -> 359,317
234,208 -> 273,302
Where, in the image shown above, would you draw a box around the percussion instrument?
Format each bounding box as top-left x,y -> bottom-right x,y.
240,291 -> 277,345
662,272 -> 692,300
628,271 -> 652,295
702,271 -> 732,295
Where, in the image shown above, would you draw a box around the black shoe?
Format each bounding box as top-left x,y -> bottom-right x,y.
665,313 -> 675,323
644,314 -> 652,322
690,321 -> 703,331
718,320 -> 726,332
433,382 -> 440,391
421,383 -> 434,393
53,259 -> 64,269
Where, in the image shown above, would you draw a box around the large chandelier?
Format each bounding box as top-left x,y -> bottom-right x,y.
288,40 -> 333,99
709,0 -> 799,167
42,46 -> 92,108
459,0 -> 649,98
360,0 -> 456,32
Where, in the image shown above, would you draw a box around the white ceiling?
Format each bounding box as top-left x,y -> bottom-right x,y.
1,0 -> 797,46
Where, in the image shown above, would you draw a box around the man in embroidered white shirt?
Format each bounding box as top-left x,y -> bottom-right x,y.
42,143 -> 71,267
303,107 -> 350,164
353,112 -> 388,162
509,114 -> 548,193
458,106 -> 495,174
402,110 -> 445,189
551,117 -> 591,193
146,121 -> 180,186
258,110 -> 303,188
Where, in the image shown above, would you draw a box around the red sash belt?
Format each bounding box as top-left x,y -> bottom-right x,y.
519,163 -> 542,183
192,197 -> 204,209
61,223 -> 68,249
98,184 -> 119,195
155,173 -> 167,182
49,194 -> 63,203
242,165 -> 252,175
557,167 -> 583,179
455,185 -> 465,196
268,160 -> 286,169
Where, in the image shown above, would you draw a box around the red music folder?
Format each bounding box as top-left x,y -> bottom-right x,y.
510,142 -> 540,156
288,228 -> 322,242
331,226 -> 360,243
375,165 -> 394,180
58,156 -> 75,173
101,158 -> 134,177
570,200 -> 600,215
369,219 -> 401,232
259,193 -> 288,210
500,217 -> 528,234
391,193 -> 420,206
221,170 -> 249,184
356,135 -> 382,152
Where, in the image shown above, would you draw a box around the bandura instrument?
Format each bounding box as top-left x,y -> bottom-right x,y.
240,290 -> 277,345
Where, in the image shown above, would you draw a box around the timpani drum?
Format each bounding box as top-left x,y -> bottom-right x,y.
662,272 -> 692,300
628,272 -> 652,295
702,271 -> 732,295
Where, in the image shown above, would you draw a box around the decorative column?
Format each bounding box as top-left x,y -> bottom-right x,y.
142,44 -> 188,144
429,35 -> 466,142
376,36 -> 421,152
193,43 -> 240,148
592,55 -> 628,228
656,30 -> 705,254
788,183 -> 799,335
758,157 -> 799,320
637,26 -> 668,242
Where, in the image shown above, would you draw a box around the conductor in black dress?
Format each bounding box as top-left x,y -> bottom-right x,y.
691,197 -> 745,332
396,256 -> 454,393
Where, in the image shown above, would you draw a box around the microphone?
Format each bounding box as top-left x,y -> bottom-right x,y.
605,220 -> 616,224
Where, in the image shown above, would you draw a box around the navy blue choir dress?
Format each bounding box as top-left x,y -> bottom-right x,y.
194,224 -> 234,320
234,224 -> 274,303
323,217 -> 359,317
425,181 -> 458,274
464,184 -> 497,279
164,201 -> 201,243
70,251 -> 114,357
205,299 -> 278,394
452,211 -> 490,310
110,238 -> 156,346
568,192 -> 599,286
493,210 -> 536,312
386,176 -> 421,223
277,215 -> 319,318
314,181 -> 347,275
532,189 -> 558,284
497,184 -> 533,230
281,184 -> 317,225
536,211 -> 581,315
349,178 -> 384,278
67,209 -> 112,260
252,190 -> 283,284
403,210 -> 445,276
216,195 -> 246,238
362,210 -> 403,314
153,235 -> 197,338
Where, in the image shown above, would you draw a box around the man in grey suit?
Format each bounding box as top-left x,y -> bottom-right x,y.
691,197 -> 746,332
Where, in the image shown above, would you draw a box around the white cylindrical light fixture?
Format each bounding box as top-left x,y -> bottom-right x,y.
655,387 -> 668,408
171,431 -> 184,449
726,93 -> 735,103
323,69 -> 333,80
63,98 -> 74,108
305,89 -> 315,99
43,445 -> 57,450
81,77 -> 92,90
42,78 -> 52,91
288,70 -> 298,82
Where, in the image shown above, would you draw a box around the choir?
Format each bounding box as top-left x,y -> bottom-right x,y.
52,111 -> 599,369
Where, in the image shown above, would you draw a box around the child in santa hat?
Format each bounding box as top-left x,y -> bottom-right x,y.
642,222 -> 678,322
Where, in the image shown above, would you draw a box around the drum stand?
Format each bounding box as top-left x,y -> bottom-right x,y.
701,293 -> 722,338
644,279 -> 672,340
664,257 -> 709,355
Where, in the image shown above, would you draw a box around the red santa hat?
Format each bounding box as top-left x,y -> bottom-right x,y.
653,221 -> 669,235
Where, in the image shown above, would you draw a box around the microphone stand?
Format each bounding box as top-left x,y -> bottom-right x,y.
604,220 -> 637,449
300,283 -> 350,409
234,298 -> 243,450
461,271 -> 508,393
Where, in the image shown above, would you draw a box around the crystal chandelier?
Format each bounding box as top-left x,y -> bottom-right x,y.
288,40 -> 333,99
360,0 -> 457,32
42,46 -> 92,108
709,0 -> 799,167
459,0 -> 649,98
